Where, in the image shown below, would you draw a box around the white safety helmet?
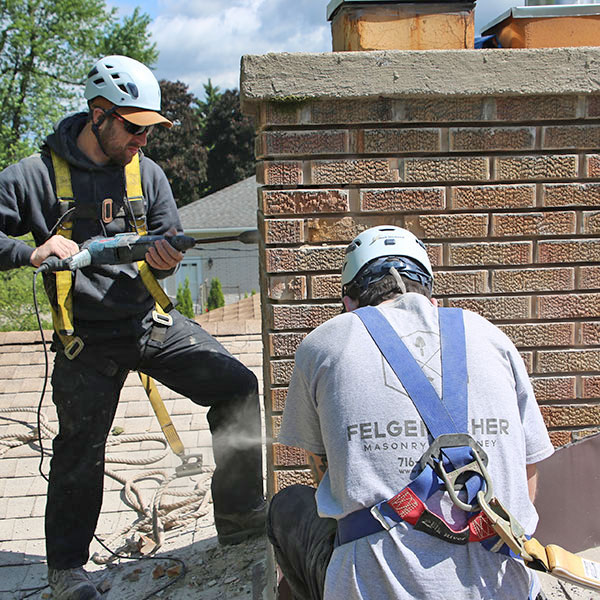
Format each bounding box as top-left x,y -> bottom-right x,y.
84,55 -> 172,128
341,226 -> 433,295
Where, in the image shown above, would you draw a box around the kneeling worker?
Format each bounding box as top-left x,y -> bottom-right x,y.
268,225 -> 554,600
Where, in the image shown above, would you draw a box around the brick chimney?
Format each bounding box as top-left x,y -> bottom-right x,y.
328,0 -> 476,51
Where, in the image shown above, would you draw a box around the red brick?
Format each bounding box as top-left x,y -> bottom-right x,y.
271,359 -> 295,385
271,388 -> 287,412
581,322 -> 600,346
273,444 -> 308,467
272,304 -> 341,330
312,159 -> 398,185
260,130 -> 349,157
587,95 -> 600,118
401,97 -> 486,122
538,293 -> 600,319
404,157 -> 489,183
492,212 -> 576,237
311,275 -> 342,300
448,296 -> 531,321
450,127 -> 535,152
583,376 -> 600,399
265,219 -> 304,244
428,244 -> 443,267
433,270 -> 488,296
257,161 -> 303,185
492,267 -> 574,293
452,184 -> 535,210
537,349 -> 600,374
586,154 -> 600,177
583,211 -> 600,235
495,155 -> 577,181
580,266 -> 600,289
274,469 -> 315,493
266,246 -> 345,273
307,216 -> 403,243
531,376 -> 576,402
363,128 -> 441,153
540,404 -> 600,428
262,189 -> 349,215
361,187 -> 445,212
268,276 -> 307,300
521,351 -> 534,374
260,102 -> 303,126
496,95 -> 578,121
538,239 -> 600,264
549,430 -> 572,447
542,182 -> 600,207
269,332 -> 306,357
572,427 -> 600,441
310,99 -> 394,124
404,214 -> 488,239
498,323 -> 575,348
543,125 -> 600,149
449,242 -> 532,266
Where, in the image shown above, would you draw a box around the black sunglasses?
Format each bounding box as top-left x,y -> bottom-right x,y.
111,111 -> 154,136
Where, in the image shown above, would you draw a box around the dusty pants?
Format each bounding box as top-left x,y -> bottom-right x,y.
46,308 -> 263,570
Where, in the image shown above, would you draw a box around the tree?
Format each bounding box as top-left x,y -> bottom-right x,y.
206,278 -> 225,311
0,0 -> 157,170
144,80 -> 208,207
175,277 -> 195,318
202,89 -> 256,195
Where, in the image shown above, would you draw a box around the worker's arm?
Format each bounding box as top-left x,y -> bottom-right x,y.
307,451 -> 328,485
527,463 -> 538,503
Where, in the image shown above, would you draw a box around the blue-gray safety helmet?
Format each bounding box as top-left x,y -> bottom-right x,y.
341,226 -> 433,298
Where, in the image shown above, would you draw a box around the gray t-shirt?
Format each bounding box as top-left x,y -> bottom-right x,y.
279,293 -> 554,600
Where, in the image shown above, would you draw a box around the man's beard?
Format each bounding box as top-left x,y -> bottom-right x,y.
98,121 -> 136,166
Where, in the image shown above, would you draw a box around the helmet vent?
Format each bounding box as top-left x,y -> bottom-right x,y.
384,239 -> 396,245
126,82 -> 139,98
93,77 -> 104,86
117,84 -> 129,94
87,67 -> 98,78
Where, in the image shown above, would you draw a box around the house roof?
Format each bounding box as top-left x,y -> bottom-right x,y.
178,176 -> 258,234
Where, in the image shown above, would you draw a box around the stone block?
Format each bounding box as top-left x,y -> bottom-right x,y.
542,182 -> 600,207
405,213 -> 488,239
537,349 -> 600,373
260,130 -> 349,157
311,275 -> 342,299
307,216 -> 401,243
361,187 -> 445,212
433,270 -> 488,296
274,469 -> 314,493
400,97 -> 487,123
449,242 -> 532,266
257,161 -> 303,185
272,444 -> 308,467
271,388 -> 288,412
583,376 -> 600,399
581,322 -> 600,346
492,267 -> 574,293
498,323 -> 575,348
532,376 -> 576,402
452,184 -> 535,210
495,155 -> 578,181
310,99 -> 394,124
312,159 -> 398,185
543,125 -> 600,149
491,212 -> 576,237
271,359 -> 295,386
450,127 -> 535,152
262,188 -> 349,215
583,211 -> 600,235
404,157 -> 489,183
540,404 -> 600,428
271,415 -> 282,438
272,304 -> 341,330
266,246 -> 345,273
269,332 -> 306,357
586,154 -> 600,177
538,239 -> 600,264
427,244 -> 443,267
496,95 -> 578,121
362,128 -> 441,153
448,296 -> 531,321
580,266 -> 600,289
268,276 -> 307,301
538,293 -> 600,320
265,219 -> 304,244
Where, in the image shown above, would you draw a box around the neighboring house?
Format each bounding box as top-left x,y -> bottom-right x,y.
163,176 -> 260,310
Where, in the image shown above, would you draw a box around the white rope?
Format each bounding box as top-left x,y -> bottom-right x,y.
0,406 -> 213,563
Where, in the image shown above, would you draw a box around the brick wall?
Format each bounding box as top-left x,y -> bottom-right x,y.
241,50 -> 600,495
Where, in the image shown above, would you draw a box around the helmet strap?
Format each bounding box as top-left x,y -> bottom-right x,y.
389,267 -> 407,295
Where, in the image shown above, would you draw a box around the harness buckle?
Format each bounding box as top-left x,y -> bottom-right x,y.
64,336 -> 84,360
370,505 -> 393,532
102,198 -> 113,223
152,310 -> 173,327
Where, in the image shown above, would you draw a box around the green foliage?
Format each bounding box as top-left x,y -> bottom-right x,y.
0,267 -> 51,331
175,277 -> 195,318
0,0 -> 157,170
206,278 -> 225,311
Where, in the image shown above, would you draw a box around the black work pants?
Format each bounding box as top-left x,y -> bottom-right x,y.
267,485 -> 336,600
46,308 -> 263,570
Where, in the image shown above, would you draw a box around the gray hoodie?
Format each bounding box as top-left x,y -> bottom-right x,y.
0,112 -> 182,325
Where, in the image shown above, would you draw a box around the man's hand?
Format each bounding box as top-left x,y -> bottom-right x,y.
30,235 -> 80,268
145,227 -> 183,270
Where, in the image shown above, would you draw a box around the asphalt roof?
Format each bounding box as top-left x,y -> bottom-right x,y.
178,176 -> 258,232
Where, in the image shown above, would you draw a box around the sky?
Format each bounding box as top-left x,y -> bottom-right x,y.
110,0 -> 524,100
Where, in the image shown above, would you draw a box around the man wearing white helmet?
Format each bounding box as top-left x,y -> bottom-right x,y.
268,225 -> 553,600
0,55 -> 265,599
